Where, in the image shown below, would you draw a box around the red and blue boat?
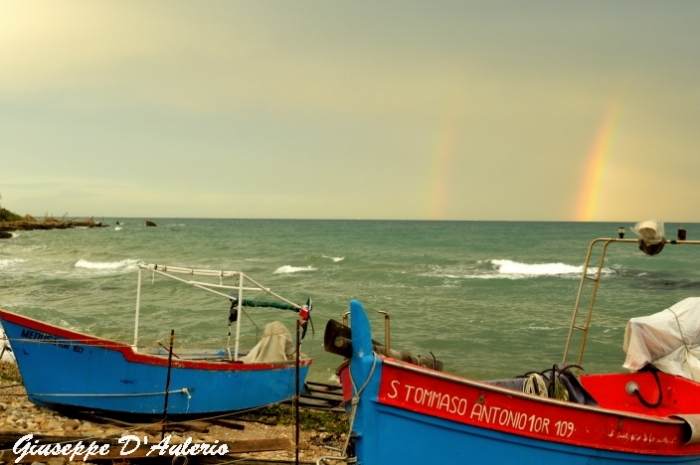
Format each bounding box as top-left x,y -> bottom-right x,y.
0,263 -> 312,417
323,223 -> 700,464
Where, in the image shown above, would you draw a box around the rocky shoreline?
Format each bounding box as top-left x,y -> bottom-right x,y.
0,216 -> 108,239
0,362 -> 348,464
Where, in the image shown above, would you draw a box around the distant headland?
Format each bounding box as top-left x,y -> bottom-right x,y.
0,207 -> 108,239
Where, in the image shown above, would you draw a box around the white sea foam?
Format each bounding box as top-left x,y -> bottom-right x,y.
0,258 -> 26,269
489,259 -> 614,278
74,258 -> 140,272
322,255 -> 345,262
491,259 -> 582,276
420,260 -> 615,280
274,265 -> 317,274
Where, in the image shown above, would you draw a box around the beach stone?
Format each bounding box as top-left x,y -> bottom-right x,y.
63,419 -> 80,431
46,420 -> 61,430
103,427 -> 121,437
80,428 -> 103,437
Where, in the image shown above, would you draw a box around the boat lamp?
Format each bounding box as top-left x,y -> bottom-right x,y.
618,227 -> 625,239
678,228 -> 687,241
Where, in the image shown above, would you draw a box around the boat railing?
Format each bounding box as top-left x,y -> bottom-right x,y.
135,263 -> 303,362
562,234 -> 700,370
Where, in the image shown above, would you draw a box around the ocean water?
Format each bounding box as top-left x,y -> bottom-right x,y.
2,219 -> 700,383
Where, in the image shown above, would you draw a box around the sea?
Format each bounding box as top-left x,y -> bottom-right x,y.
2,219 -> 700,384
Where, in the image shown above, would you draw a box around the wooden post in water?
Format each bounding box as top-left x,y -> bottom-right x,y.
162,329 -> 175,440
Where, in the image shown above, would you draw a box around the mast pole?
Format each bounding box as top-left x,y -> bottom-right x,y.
234,272 -> 244,361
134,266 -> 142,348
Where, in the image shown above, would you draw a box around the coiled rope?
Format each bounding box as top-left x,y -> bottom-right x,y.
521,365 -> 574,401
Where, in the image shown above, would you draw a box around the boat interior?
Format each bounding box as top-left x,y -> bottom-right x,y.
580,370 -> 700,417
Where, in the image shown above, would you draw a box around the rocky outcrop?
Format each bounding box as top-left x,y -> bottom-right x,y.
0,215 -> 108,239
146,220 -> 157,227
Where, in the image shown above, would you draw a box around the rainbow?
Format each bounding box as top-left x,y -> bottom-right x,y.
574,102 -> 621,221
426,112 -> 459,220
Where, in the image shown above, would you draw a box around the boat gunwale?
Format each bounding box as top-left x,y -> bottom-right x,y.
0,308 -> 312,371
379,356 -> 688,426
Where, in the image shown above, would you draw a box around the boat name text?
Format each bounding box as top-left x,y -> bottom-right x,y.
386,380 -> 575,437
20,329 -> 84,353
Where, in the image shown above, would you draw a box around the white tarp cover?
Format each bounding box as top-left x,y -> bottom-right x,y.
241,321 -> 295,364
623,297 -> 700,381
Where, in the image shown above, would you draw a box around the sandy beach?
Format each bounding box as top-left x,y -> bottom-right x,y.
0,362 -> 348,464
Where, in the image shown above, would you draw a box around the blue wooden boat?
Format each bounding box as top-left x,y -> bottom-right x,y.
322,225 -> 700,464
0,263 -> 312,416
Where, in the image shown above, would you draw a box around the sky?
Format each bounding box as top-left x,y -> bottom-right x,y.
1,1 -> 699,222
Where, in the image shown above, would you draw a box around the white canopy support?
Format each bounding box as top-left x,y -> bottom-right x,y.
133,263 -> 302,361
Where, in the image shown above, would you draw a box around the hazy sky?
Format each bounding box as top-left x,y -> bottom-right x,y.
1,1 -> 699,221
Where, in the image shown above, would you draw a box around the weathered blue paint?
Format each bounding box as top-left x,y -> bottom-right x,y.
1,310 -> 310,416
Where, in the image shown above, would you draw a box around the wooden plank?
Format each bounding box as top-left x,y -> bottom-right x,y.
207,418 -> 246,430
301,391 -> 343,402
295,397 -> 334,408
167,420 -> 211,433
227,438 -> 292,454
305,381 -> 342,392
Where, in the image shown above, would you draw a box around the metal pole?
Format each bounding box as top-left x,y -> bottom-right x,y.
234,274 -> 244,361
162,329 -> 175,440
134,267 -> 142,347
378,311 -> 390,356
295,319 -> 300,465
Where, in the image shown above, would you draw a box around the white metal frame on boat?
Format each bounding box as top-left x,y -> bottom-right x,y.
134,263 -> 302,361
563,237 -> 700,368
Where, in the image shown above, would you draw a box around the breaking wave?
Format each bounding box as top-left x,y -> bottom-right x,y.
420,259 -> 615,280
274,265 -> 317,274
491,259 -> 583,276
74,259 -> 140,272
0,258 -> 26,269
488,259 -> 615,279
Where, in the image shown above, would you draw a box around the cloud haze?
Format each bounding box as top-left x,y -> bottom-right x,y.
1,1 -> 699,221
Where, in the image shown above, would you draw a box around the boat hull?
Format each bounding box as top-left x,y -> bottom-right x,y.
1,310 -> 311,416
339,299 -> 700,464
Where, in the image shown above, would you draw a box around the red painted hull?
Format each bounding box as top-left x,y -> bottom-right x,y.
340,358 -> 700,457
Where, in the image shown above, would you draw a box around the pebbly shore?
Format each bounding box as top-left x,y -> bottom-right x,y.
0,362 -> 348,464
